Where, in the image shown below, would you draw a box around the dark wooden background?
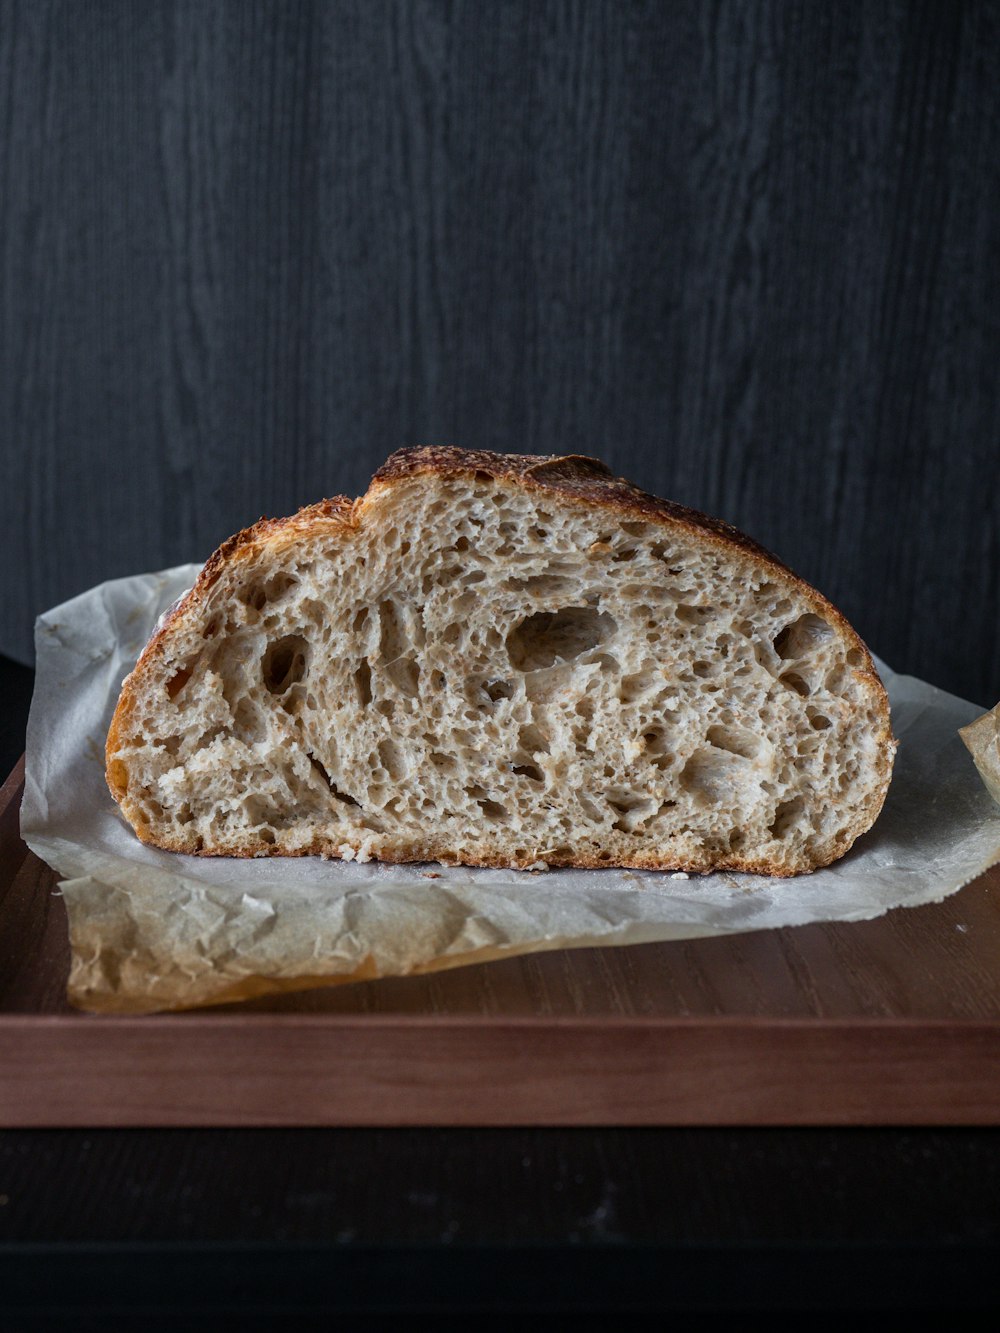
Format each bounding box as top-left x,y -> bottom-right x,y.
2,0 -> 999,704
3,6 -> 1000,1314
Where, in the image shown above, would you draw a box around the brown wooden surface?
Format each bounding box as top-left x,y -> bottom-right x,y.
2,758 -> 1000,1126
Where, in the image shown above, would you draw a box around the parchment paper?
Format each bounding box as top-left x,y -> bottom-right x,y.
20,564 -> 1000,1014
960,703 -> 1000,807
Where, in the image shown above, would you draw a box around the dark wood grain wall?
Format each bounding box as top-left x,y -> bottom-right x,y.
2,0 -> 998,703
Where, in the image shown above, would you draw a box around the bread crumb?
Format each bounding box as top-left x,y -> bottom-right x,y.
670,871 -> 690,880
422,871 -> 442,879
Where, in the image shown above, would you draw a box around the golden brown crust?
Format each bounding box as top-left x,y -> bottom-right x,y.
118,819 -> 872,878
371,447 -> 795,576
107,447 -> 896,873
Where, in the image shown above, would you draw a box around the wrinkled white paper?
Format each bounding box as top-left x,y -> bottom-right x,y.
20,564 -> 1000,1014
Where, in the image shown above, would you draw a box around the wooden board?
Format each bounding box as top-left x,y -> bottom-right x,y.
2,757 -> 1000,1127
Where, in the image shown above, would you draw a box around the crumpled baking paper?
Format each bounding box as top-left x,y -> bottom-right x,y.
960,704 -> 1000,808
19,564 -> 1000,1014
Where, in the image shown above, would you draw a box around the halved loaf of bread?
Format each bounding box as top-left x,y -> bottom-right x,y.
106,448 -> 895,875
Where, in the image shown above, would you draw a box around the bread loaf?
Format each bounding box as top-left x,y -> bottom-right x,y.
106,448 -> 895,875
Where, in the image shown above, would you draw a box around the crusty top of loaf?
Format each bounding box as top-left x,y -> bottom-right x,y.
178,446 -> 866,681
372,448 -> 797,575
382,450 -> 889,745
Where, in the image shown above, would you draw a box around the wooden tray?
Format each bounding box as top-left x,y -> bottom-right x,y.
2,757 -> 1000,1127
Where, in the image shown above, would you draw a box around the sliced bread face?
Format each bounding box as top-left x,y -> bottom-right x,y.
106,449 -> 895,875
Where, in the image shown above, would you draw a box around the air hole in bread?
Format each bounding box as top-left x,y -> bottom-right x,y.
575,791 -> 602,821
808,709 -> 832,731
706,724 -> 761,761
233,696 -> 266,743
465,784 -> 506,820
244,572 -> 299,611
523,664 -> 572,703
770,797 -> 804,839
512,762 -> 543,782
195,723 -> 227,751
377,602 -> 421,694
309,751 -> 360,807
592,653 -> 620,674
773,613 -> 833,661
166,658 -> 199,700
621,669 -> 659,704
484,678 -> 513,703
505,574 -> 576,596
779,671 -> 811,698
680,749 -> 738,804
262,636 -> 308,695
518,724 -> 550,756
356,659 -> 372,706
608,791 -> 658,832
378,739 -> 406,781
387,657 -> 420,696
452,592 -> 479,617
642,729 -> 672,768
244,795 -> 292,830
507,607 -> 617,672
378,599 -> 408,655
676,604 -> 711,625
267,573 -> 299,602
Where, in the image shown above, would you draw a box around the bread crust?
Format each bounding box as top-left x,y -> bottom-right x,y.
106,448 -> 896,874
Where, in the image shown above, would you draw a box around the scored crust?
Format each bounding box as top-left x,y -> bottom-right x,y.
106,448 -> 896,875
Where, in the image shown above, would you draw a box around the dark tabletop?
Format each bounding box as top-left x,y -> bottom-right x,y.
2,1126 -> 1000,1327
